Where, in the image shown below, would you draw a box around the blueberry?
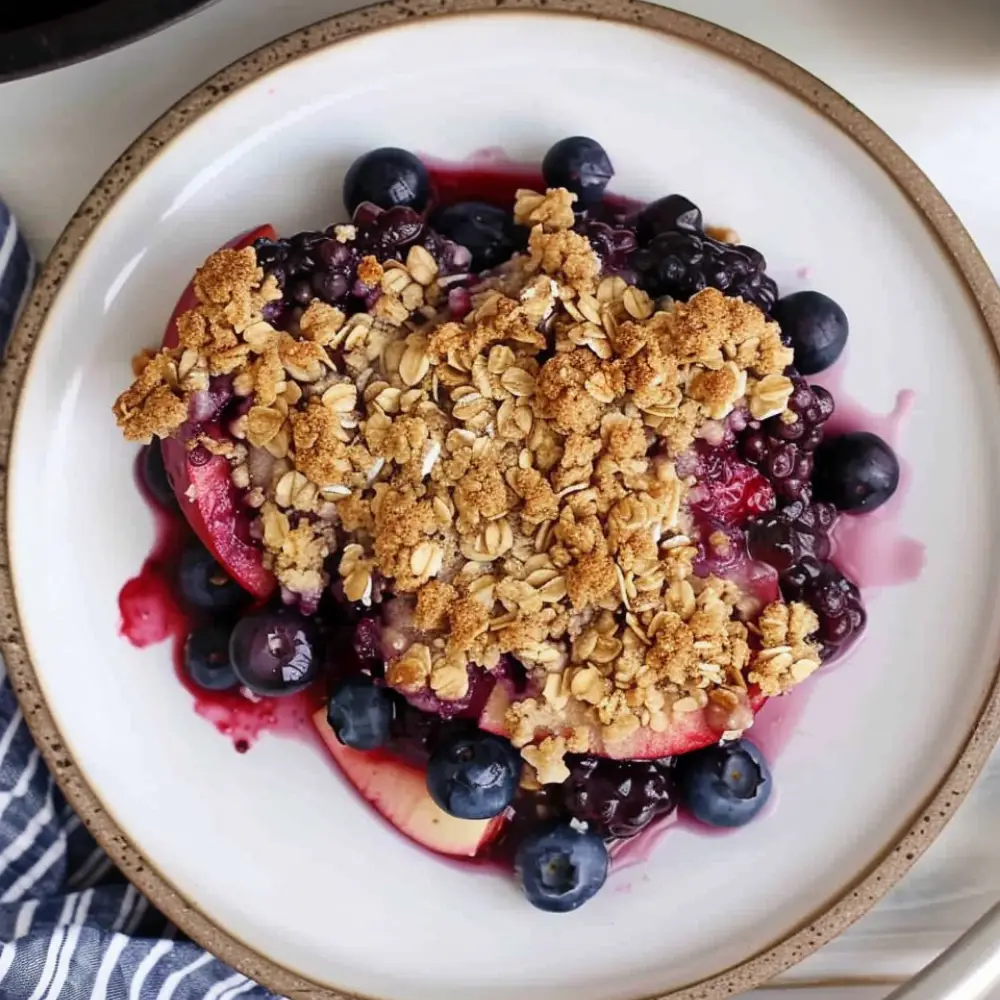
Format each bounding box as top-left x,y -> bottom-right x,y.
426,731 -> 520,820
635,194 -> 703,242
343,148 -> 430,215
141,439 -> 176,509
429,202 -> 527,272
327,675 -> 395,750
812,431 -> 900,513
514,821 -> 609,912
675,739 -> 771,828
177,544 -> 249,613
541,137 -> 614,206
229,610 -> 320,697
183,623 -> 238,692
772,291 -> 848,375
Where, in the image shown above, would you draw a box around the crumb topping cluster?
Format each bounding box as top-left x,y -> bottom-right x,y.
114,187 -> 821,776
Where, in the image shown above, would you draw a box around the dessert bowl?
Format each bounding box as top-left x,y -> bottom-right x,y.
3,3 -> 1000,999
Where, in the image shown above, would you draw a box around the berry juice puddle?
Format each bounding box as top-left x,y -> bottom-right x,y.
113,137 -> 922,913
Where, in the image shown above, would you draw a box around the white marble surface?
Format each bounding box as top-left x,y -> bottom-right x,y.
2,0 -> 999,994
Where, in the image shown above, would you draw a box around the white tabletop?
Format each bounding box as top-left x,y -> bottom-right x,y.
3,0 -> 999,994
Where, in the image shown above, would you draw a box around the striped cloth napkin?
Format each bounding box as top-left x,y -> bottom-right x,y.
0,206 -> 278,998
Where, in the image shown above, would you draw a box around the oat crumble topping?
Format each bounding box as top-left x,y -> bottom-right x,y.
113,188 -> 820,777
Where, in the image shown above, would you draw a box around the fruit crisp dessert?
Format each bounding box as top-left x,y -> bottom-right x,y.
113,138 -> 900,912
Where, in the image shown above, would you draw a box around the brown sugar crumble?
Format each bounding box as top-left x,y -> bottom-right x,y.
113,187 -> 820,777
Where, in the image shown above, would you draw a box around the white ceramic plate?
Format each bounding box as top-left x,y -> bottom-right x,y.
4,4 -> 1000,999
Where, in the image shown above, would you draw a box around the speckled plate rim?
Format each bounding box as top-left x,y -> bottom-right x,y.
1,2 -> 999,998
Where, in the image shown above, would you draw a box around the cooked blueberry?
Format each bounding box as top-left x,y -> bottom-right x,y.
183,624 -> 238,692
177,544 -> 248,613
560,756 -> 676,839
745,500 -> 837,573
632,229 -> 778,314
635,194 -> 703,242
343,148 -> 430,215
772,291 -> 848,375
576,218 -> 637,271
515,821 -> 609,912
141,439 -> 177,509
676,739 -> 771,828
541,137 -> 614,206
327,675 -> 395,750
229,611 -> 320,696
780,556 -> 866,660
739,374 -> 835,503
429,202 -> 527,272
812,431 -> 899,513
426,731 -> 520,820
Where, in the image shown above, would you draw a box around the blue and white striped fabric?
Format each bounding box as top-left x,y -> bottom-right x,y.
0,203 -> 35,357
0,205 -> 278,997
0,676 -> 279,999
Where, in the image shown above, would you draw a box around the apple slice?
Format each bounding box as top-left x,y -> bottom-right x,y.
161,426 -> 275,599
160,225 -> 277,600
479,682 -> 766,760
314,709 -> 504,858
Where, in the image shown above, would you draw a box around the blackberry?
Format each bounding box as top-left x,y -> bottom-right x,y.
780,556 -> 866,660
254,229 -> 357,323
252,205 -> 471,325
740,374 -> 835,503
631,229 -> 778,313
745,499 -> 837,573
560,756 -> 677,840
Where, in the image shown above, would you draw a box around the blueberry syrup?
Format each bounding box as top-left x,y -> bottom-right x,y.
424,150 -> 642,217
118,453 -> 190,649
119,450 -> 322,752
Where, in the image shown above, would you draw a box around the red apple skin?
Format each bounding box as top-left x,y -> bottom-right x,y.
159,226 -> 277,600
479,681 -> 767,760
314,709 -> 504,858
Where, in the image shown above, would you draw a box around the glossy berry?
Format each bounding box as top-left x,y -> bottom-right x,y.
676,739 -> 771,828
352,203 -> 424,259
812,431 -> 900,513
229,610 -> 320,696
342,147 -> 430,215
635,194 -> 703,242
576,218 -> 638,273
327,675 -> 395,751
426,730 -> 521,820
177,544 -> 249,613
430,201 -> 526,272
772,291 -> 848,375
745,499 -> 837,573
740,374 -> 835,503
780,556 -> 866,659
687,444 -> 776,526
141,439 -> 176,509
631,229 -> 778,313
253,208 -> 468,322
541,137 -> 614,206
560,757 -> 676,839
515,820 -> 609,912
183,623 -> 238,692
